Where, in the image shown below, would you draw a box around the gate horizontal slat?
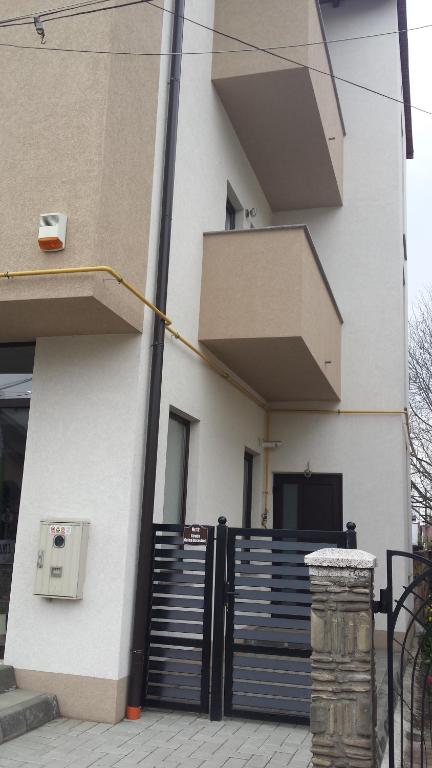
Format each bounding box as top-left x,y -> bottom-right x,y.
234,628 -> 310,644
153,572 -> 207,584
233,654 -> 311,672
233,550 -> 316,563
153,596 -> 205,609
234,539 -> 334,552
151,609 -> 204,622
154,535 -> 185,545
231,694 -> 310,715
150,634 -> 203,647
147,686 -> 201,702
155,548 -> 207,560
154,561 -> 207,572
149,659 -> 201,674
233,668 -> 310,686
235,576 -> 311,590
148,672 -> 202,687
232,680 -> 310,699
232,588 -> 313,604
233,615 -> 310,630
152,584 -> 204,597
233,563 -> 309,576
152,621 -> 204,635
149,646 -> 202,660
235,602 -> 310,616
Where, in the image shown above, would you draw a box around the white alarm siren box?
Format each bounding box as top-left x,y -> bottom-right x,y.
38,213 -> 67,252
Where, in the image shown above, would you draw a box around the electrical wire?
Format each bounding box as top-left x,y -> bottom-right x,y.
0,0 -> 154,28
0,0 -> 117,27
2,21 -> 432,56
0,0 -> 431,45
150,1 -> 432,117
0,0 -> 429,115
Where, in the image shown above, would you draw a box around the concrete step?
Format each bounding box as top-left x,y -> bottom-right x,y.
0,689 -> 59,744
0,665 -> 16,693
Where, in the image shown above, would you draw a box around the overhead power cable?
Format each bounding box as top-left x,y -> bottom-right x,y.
2,21 -> 432,52
0,0 -> 430,116
149,1 -> 432,117
0,0 -> 154,28
0,0 -> 117,27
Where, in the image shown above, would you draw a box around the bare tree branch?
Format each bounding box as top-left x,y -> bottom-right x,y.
409,287 -> 432,525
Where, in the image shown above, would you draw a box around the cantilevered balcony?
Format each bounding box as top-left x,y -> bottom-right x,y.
199,227 -> 342,402
212,0 -> 344,211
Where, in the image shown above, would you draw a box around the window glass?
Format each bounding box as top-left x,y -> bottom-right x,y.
0,343 -> 34,400
225,199 -> 236,231
281,484 -> 298,529
163,414 -> 190,524
242,452 -> 253,527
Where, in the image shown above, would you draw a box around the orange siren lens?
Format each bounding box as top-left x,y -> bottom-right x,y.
38,237 -> 63,251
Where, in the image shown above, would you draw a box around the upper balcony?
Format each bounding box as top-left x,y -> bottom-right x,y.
0,1 -> 162,341
212,0 -> 344,211
199,227 -> 342,403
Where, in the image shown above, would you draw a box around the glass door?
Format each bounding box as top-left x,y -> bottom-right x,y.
0,343 -> 34,656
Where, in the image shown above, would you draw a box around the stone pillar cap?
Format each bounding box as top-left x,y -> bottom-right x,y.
305,548 -> 376,569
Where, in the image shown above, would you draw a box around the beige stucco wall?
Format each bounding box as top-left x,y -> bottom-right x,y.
0,2 -> 162,337
199,226 -> 341,401
211,0 -> 344,210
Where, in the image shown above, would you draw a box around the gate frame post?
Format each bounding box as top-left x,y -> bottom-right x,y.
210,516 -> 228,721
305,547 -> 377,768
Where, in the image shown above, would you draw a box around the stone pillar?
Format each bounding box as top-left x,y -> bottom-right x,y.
304,548 -> 377,768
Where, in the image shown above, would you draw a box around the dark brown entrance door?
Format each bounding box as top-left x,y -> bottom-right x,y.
273,473 -> 342,531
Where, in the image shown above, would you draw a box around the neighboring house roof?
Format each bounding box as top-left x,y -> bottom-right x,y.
319,0 -> 413,159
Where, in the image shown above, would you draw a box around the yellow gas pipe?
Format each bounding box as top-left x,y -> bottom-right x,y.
0,266 -> 265,409
0,266 -> 410,527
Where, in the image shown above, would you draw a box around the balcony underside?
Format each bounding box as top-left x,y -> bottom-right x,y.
0,294 -> 140,342
203,337 -> 339,402
214,68 -> 342,211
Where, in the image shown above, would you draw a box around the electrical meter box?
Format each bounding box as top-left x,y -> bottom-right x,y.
34,520 -> 90,599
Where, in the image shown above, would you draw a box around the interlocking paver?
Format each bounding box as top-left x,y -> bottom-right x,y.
2,710 -> 311,767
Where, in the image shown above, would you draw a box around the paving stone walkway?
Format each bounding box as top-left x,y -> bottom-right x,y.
0,709 -> 312,768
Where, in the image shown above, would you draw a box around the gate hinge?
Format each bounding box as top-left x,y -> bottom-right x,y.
373,588 -> 389,614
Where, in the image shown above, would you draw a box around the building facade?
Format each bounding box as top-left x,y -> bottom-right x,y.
0,0 -> 411,722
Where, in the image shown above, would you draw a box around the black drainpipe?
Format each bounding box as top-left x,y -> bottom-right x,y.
127,0 -> 185,717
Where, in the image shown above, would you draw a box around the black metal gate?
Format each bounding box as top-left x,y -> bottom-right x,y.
211,520 -> 357,723
143,518 -> 357,721
143,523 -> 214,712
375,550 -> 432,767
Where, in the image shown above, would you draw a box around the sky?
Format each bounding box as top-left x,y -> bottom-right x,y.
406,0 -> 432,306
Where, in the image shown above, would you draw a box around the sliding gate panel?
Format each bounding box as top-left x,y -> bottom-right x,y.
144,524 -> 214,713
224,528 -> 349,723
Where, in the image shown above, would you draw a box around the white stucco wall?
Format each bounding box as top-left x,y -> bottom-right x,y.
5,335 -> 144,679
151,0 -> 270,528
270,0 -> 410,611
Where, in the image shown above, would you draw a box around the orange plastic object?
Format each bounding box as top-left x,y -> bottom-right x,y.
126,706 -> 141,720
38,237 -> 63,251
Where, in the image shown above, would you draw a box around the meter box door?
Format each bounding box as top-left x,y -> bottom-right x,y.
34,520 -> 90,599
